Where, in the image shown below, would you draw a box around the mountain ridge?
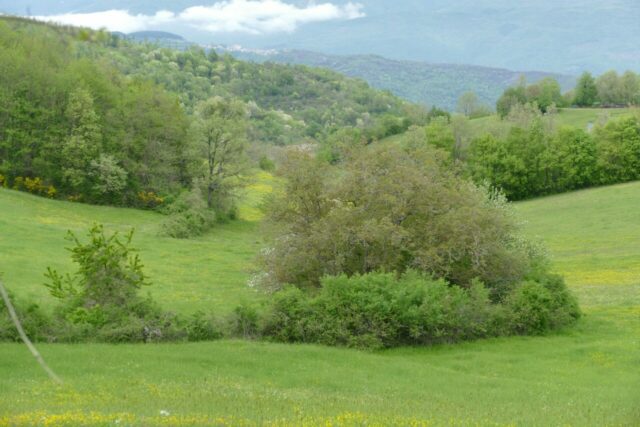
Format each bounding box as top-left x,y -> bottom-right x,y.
222,47 -> 576,110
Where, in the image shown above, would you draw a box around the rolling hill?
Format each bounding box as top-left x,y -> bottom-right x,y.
226,48 -> 576,110
0,178 -> 639,425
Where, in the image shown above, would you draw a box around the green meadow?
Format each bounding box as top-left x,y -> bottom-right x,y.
1,180 -> 639,426
469,107 -> 636,133
0,171 -> 277,314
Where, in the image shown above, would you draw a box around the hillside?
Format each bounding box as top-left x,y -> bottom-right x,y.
1,181 -> 638,425
0,16 -> 419,149
228,49 -> 575,110
0,172 -> 275,314
469,107 -> 637,134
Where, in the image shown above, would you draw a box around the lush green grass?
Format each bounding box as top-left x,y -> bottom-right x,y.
554,107 -> 636,129
1,181 -> 639,425
0,172 -> 276,314
469,107 -> 636,134
516,181 -> 640,288
1,311 -> 638,426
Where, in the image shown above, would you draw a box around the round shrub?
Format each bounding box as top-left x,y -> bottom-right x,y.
259,271 -> 581,349
506,274 -> 580,334
259,144 -> 543,298
159,189 -> 215,238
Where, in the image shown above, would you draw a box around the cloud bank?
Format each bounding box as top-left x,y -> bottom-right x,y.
34,0 -> 365,34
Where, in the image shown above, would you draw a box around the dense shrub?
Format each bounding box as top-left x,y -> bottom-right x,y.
185,311 -> 224,342
159,189 -> 215,238
260,271 -> 580,349
227,304 -> 261,339
594,116 -> 640,184
260,144 -> 541,296
258,155 -> 276,172
505,273 -> 581,334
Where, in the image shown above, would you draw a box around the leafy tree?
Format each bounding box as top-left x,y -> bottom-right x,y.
193,97 -> 248,212
43,224 -> 183,342
425,116 -> 455,152
261,144 -> 541,296
594,116 -> 640,183
497,77 -> 563,116
620,71 -> 640,105
451,114 -> 472,159
543,128 -> 598,191
457,91 -> 480,117
528,78 -> 563,112
468,121 -> 550,199
496,85 -> 527,118
89,154 -> 127,203
573,72 -> 598,106
596,71 -> 624,106
60,88 -> 101,195
426,106 -> 451,122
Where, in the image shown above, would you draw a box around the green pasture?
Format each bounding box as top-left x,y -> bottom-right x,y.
468,107 -> 636,134
1,180 -> 639,426
0,171 -> 276,314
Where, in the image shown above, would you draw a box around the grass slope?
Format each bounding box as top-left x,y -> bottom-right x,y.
0,171 -> 276,314
1,181 -> 639,425
469,107 -> 636,134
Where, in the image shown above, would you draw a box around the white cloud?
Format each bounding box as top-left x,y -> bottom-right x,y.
35,10 -> 174,33
34,1 -> 365,35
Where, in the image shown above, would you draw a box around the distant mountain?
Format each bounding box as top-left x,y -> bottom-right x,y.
128,31 -> 185,41
2,0 -> 638,74
126,31 -> 193,50
224,48 -> 576,110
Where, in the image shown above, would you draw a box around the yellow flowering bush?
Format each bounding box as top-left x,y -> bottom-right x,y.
11,176 -> 57,198
137,191 -> 165,209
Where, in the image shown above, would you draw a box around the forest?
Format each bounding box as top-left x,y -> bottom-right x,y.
0,17 -> 420,210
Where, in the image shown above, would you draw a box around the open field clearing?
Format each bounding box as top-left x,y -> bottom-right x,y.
0,171 -> 276,314
469,107 -> 636,134
1,181 -> 639,426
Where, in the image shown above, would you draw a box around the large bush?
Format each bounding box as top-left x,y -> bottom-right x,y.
159,189 -> 216,238
260,143 -> 542,297
260,271 -> 580,349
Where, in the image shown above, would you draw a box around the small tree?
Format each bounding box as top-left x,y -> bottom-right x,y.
45,225 -> 148,308
497,85 -> 527,118
456,91 -> 480,117
44,224 -> 170,342
596,71 -> 624,106
573,72 -> 598,107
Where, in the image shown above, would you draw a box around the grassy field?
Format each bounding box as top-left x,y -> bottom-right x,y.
0,171 -> 276,314
1,181 -> 639,426
469,107 -> 636,134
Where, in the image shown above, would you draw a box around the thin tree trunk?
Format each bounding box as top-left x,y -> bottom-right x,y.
0,280 -> 63,384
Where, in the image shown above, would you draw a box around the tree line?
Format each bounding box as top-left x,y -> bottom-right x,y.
496,70 -> 640,117
0,17 -> 424,220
